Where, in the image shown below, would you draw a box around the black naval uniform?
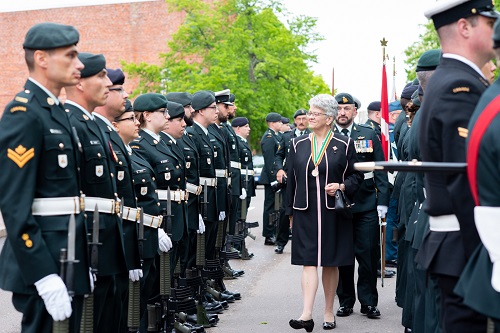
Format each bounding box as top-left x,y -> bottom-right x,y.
260,128 -> 283,240
185,123 -> 218,259
416,56 -> 489,332
274,128 -> 311,249
69,105 -> 129,332
0,80 -> 91,333
236,134 -> 256,220
335,123 -> 389,312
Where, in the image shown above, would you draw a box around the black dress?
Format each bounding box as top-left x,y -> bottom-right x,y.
286,133 -> 363,267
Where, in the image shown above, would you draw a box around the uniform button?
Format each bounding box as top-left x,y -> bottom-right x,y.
132,179 -> 135,183
110,173 -> 114,177
142,179 -> 146,183
25,240 -> 33,248
176,166 -> 179,169
157,203 -> 161,206
97,153 -> 102,158
24,90 -> 30,93
177,178 -> 180,181
22,233 -> 29,241
59,143 -> 64,149
119,161 -> 123,165
152,177 -> 155,181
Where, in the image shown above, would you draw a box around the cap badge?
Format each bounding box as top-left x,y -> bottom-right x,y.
342,97 -> 348,103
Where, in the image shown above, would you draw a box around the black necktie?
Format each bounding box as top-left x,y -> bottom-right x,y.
300,131 -> 304,136
341,128 -> 349,137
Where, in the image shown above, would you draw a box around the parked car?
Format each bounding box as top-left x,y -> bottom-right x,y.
252,154 -> 264,185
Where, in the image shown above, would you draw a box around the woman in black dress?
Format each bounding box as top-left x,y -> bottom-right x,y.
287,94 -> 363,331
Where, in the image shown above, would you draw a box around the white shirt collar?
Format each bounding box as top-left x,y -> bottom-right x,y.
28,77 -> 60,105
142,128 -> 161,142
125,145 -> 133,155
335,123 -> 353,135
93,113 -> 116,131
194,120 -> 208,135
442,53 -> 486,79
65,100 -> 94,119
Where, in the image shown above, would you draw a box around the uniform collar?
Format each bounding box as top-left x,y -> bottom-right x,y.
237,134 -> 247,142
93,112 -> 116,131
194,120 -> 209,135
28,77 -> 60,105
335,123 -> 354,134
142,128 -> 161,142
442,53 -> 486,80
163,131 -> 176,144
65,100 -> 94,119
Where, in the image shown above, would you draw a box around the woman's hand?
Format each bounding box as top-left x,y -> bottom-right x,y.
289,215 -> 293,229
324,182 -> 340,196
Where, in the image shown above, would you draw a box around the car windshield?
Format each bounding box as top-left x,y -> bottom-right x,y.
253,155 -> 264,168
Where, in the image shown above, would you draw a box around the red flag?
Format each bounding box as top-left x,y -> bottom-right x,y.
380,62 -> 390,161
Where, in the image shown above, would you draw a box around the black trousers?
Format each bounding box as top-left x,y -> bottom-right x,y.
262,185 -> 276,238
204,220 -> 218,260
337,209 -> 379,307
93,274 -> 119,332
12,293 -> 83,333
275,189 -> 289,247
228,194 -> 240,235
434,273 -> 487,333
114,271 -> 130,332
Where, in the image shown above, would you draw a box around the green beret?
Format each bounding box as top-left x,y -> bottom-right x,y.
294,109 -> 307,118
23,22 -> 79,50
78,53 -> 106,78
167,101 -> 185,120
133,93 -> 167,112
215,89 -> 233,105
231,117 -> 248,127
265,112 -> 282,122
335,93 -> 357,107
416,49 -> 441,72
165,92 -> 192,107
125,99 -> 133,112
192,90 -> 215,111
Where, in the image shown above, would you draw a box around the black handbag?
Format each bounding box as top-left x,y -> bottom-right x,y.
335,189 -> 352,219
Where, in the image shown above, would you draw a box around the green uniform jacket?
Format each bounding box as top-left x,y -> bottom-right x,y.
260,128 -> 282,185
0,80 -> 91,295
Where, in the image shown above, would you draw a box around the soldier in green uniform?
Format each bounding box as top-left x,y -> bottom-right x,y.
0,22 -> 91,332
66,54 -> 130,332
260,112 -> 283,245
334,93 -> 389,319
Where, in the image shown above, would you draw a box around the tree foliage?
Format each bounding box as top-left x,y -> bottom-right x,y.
122,0 -> 330,148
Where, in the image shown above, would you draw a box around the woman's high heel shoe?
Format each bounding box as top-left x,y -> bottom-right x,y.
323,321 -> 336,330
289,318 -> 315,332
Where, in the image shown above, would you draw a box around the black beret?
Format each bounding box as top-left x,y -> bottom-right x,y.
232,117 -> 248,127
281,117 -> 290,124
494,18 -> 500,47
167,101 -> 185,120
23,22 -> 79,50
229,94 -> 236,103
425,0 -> 498,30
335,92 -> 357,107
165,92 -> 192,107
78,53 -> 106,78
367,101 -> 381,111
192,91 -> 215,111
125,99 -> 133,112
133,93 -> 167,112
107,68 -> 125,85
265,112 -> 282,122
294,109 -> 307,118
416,49 -> 441,72
401,85 -> 419,100
214,89 -> 233,105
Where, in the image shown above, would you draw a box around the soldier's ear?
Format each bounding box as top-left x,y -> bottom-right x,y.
112,121 -> 120,132
34,50 -> 49,69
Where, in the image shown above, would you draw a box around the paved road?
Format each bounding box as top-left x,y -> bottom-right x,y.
0,187 -> 404,332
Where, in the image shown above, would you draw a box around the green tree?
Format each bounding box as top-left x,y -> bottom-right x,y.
123,0 -> 330,148
403,21 -> 439,82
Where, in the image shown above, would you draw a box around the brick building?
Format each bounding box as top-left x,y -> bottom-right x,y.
0,0 -> 183,116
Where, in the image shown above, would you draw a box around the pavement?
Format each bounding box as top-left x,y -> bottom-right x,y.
0,187 -> 404,332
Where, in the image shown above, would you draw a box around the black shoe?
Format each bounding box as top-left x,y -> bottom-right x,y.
404,328 -> 412,333
361,305 -> 380,318
289,319 -> 314,332
275,245 -> 284,254
222,289 -> 241,300
377,269 -> 396,278
323,321 -> 336,330
386,259 -> 398,267
264,237 -> 276,245
336,306 -> 353,317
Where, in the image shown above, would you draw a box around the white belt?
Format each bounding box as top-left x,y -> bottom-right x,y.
242,169 -> 255,176
429,214 -> 460,232
230,161 -> 241,169
227,178 -> 231,186
186,182 -> 202,195
85,197 -> 120,215
32,196 -> 82,216
157,189 -> 188,202
199,177 -> 217,187
215,169 -> 228,178
364,171 -> 374,180
122,206 -> 162,228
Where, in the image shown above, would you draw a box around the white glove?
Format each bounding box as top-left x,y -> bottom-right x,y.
219,211 -> 226,221
158,228 -> 173,252
377,205 -> 388,219
89,269 -> 96,293
475,207 -> 500,291
198,214 -> 206,234
239,188 -> 247,200
34,274 -> 72,321
129,269 -> 143,282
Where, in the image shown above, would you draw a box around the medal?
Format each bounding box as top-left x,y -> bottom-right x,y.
311,167 -> 319,177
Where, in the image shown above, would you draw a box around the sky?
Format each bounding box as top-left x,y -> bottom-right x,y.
0,0 -> 439,110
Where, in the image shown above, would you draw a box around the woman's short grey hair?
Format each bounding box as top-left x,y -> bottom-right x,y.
308,94 -> 338,117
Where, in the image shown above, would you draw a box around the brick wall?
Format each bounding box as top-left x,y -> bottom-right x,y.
0,0 -> 183,116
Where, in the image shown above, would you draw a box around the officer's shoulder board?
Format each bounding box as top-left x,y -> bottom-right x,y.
357,123 -> 372,130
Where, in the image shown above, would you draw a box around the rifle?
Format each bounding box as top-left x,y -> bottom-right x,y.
128,209 -> 144,332
160,188 -> 174,332
379,216 -> 386,288
53,214 -> 78,333
80,205 -> 100,333
268,190 -> 281,237
196,181 -> 210,327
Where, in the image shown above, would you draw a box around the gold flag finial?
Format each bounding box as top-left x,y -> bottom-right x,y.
380,37 -> 388,47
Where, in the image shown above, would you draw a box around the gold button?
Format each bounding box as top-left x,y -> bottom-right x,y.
119,161 -> 123,165
59,143 -> 64,149
177,178 -> 180,181
21,233 -> 29,241
142,179 -> 146,183
25,240 -> 33,248
132,180 -> 135,183
97,153 -> 102,158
